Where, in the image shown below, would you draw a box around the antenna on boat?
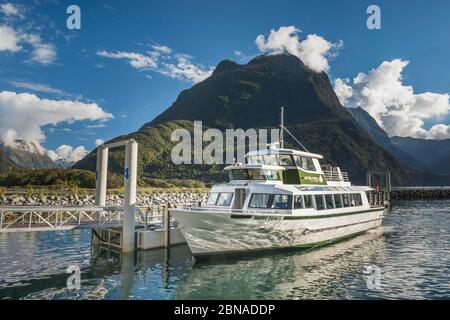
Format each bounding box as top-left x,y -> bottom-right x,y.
279,106 -> 311,153
280,107 -> 284,149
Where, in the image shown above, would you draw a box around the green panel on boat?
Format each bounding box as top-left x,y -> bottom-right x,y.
282,169 -> 301,184
282,169 -> 327,185
299,170 -> 327,185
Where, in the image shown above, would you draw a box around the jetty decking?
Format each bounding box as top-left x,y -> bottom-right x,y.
390,186 -> 450,200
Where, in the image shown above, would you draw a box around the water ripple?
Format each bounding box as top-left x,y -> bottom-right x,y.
0,200 -> 449,299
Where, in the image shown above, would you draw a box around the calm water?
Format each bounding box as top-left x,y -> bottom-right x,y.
1,200 -> 450,300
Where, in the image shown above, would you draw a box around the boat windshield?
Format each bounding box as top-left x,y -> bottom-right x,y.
247,155 -> 278,165
293,156 -> 316,171
229,169 -> 281,181
248,154 -> 317,171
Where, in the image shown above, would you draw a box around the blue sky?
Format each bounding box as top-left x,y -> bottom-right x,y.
1,0 -> 450,161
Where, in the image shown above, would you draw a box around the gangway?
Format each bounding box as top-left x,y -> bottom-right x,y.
0,205 -> 163,233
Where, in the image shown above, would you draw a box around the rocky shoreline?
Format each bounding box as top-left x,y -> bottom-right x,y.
0,192 -> 208,207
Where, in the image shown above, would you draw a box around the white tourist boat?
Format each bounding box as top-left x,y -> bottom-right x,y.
171,111 -> 386,257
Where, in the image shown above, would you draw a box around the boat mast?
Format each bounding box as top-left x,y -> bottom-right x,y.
279,106 -> 310,153
280,107 -> 284,149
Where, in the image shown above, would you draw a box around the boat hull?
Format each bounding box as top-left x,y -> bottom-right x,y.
170,208 -> 384,256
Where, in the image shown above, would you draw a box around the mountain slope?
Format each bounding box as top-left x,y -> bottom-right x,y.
148,54 -> 352,130
391,136 -> 450,175
76,53 -> 411,186
0,149 -> 17,172
347,107 -> 450,184
347,107 -> 413,166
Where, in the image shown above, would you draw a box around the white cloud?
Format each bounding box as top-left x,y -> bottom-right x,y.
97,50 -> 157,69
10,81 -> 64,95
28,42 -> 56,65
232,49 -> 256,63
335,59 -> 450,139
0,25 -> 21,51
151,44 -> 172,55
47,145 -> 88,163
160,54 -> 214,83
97,45 -> 213,83
95,139 -> 104,146
255,26 -> 341,73
0,91 -> 113,150
9,81 -> 83,100
0,3 -> 22,18
86,123 -> 106,129
0,24 -> 57,64
333,78 -> 353,105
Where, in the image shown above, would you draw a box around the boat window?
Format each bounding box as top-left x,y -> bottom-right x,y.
278,155 -> 294,166
304,195 -> 314,208
231,169 -> 249,180
294,156 -> 316,171
306,158 -> 316,171
249,193 -> 271,208
315,195 -> 325,210
207,192 -> 219,205
349,194 -> 356,207
334,194 -> 343,208
354,193 -> 363,206
230,169 -> 282,181
248,169 -> 265,180
342,194 -> 350,207
216,193 -> 234,206
263,170 -> 281,181
263,155 -> 278,166
250,156 -> 264,165
325,194 -> 335,209
271,194 -> 292,210
294,195 -> 304,209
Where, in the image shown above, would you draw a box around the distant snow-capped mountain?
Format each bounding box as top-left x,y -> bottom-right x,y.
0,140 -> 77,169
0,140 -> 57,169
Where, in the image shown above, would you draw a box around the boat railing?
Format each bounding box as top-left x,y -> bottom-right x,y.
323,170 -> 350,182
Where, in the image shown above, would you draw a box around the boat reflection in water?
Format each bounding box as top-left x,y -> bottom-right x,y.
0,228 -> 385,300
173,229 -> 386,299
90,228 -> 386,300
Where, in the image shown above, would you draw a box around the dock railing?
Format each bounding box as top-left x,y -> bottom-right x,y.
0,206 -> 124,232
0,205 -> 174,233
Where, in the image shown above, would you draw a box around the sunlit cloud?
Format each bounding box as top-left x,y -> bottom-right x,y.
335,59 -> 450,139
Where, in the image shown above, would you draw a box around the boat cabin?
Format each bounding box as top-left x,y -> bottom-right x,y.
244,148 -> 350,187
204,183 -> 374,213
200,146 -> 358,213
